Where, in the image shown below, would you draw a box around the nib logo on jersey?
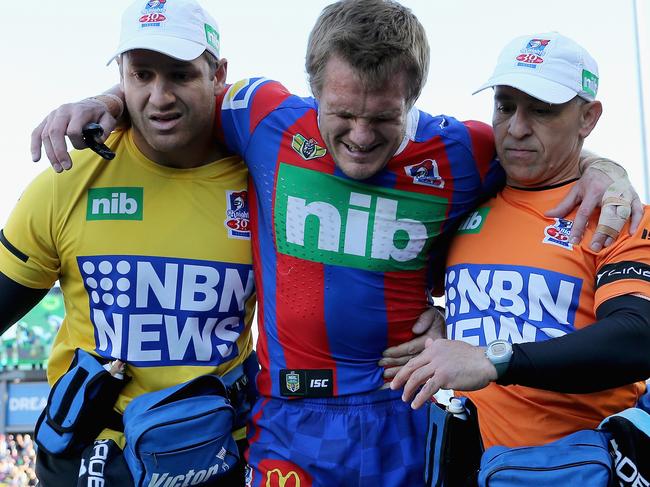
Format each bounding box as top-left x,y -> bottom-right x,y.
274,164 -> 447,271
77,255 -> 254,366
445,264 -> 582,346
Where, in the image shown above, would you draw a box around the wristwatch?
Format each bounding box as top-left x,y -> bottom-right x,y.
485,340 -> 513,379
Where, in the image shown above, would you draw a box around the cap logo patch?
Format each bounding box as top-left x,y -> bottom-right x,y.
582,69 -> 599,98
205,24 -> 220,55
142,0 -> 166,13
516,38 -> 551,69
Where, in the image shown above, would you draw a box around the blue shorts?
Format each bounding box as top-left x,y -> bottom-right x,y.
246,388 -> 428,486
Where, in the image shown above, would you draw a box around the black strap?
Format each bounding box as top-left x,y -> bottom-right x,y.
52,368 -> 89,426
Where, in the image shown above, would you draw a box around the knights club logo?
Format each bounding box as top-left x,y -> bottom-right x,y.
543,218 -> 574,250
285,371 -> 301,393
404,159 -> 444,188
291,134 -> 327,161
224,190 -> 250,240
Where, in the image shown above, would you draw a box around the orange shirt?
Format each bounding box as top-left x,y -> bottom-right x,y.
445,182 -> 650,448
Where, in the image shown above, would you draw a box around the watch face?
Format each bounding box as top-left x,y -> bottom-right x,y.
491,342 -> 508,356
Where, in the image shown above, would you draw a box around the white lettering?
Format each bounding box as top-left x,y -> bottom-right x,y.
127,314 -> 162,362
286,196 -> 341,251
371,197 -> 426,262
528,274 -> 573,324
91,198 -> 111,215
93,309 -> 122,356
219,269 -> 254,313
164,316 -> 217,361
180,265 -> 220,311
120,193 -> 137,214
457,269 -> 491,314
489,271 -> 526,315
215,317 -> 241,358
136,262 -> 178,309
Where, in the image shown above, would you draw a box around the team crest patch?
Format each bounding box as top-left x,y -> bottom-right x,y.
142,0 -> 166,12
404,159 -> 444,188
140,0 -> 166,26
291,134 -> 326,161
224,190 -> 250,240
285,371 -> 301,393
543,218 -> 573,250
516,38 -> 551,68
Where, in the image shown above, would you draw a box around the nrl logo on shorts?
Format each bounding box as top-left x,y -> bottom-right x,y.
291,134 -> 326,161
285,371 -> 301,393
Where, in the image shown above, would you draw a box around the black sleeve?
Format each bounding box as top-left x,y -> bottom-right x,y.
0,272 -> 50,336
496,294 -> 650,393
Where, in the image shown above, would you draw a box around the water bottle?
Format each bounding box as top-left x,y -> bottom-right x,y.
446,397 -> 468,420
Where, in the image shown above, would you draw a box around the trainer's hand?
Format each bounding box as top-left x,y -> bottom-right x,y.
380,307 -> 445,380
31,98 -> 117,172
545,161 -> 640,252
391,338 -> 496,409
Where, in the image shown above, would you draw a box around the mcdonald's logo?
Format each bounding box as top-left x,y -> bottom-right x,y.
258,459 -> 312,487
266,468 -> 300,487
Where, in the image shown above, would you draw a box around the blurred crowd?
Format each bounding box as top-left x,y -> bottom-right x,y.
0,434 -> 37,486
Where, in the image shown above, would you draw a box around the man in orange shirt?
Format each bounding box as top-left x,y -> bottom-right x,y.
392,32 -> 650,449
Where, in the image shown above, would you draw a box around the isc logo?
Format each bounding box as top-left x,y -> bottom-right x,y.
310,379 -> 329,388
275,164 -> 446,271
87,187 -> 143,221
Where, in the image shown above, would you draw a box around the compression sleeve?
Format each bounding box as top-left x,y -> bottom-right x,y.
0,272 -> 49,336
496,294 -> 650,393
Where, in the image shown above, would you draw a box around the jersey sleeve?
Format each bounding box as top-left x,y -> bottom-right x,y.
593,207 -> 650,308
463,120 -> 506,201
215,77 -> 292,157
0,170 -> 59,289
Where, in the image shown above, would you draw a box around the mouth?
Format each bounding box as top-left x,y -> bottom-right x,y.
148,113 -> 182,130
340,141 -> 381,160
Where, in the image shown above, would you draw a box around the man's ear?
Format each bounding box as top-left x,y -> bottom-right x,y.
213,58 -> 228,96
579,100 -> 602,138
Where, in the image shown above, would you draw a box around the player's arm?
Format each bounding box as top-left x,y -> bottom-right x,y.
0,272 -> 49,336
31,85 -> 125,172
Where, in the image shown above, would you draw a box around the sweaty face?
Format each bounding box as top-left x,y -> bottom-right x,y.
492,86 -> 598,188
121,50 -> 223,168
317,56 -> 409,180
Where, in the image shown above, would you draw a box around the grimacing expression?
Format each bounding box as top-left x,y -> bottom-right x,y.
317,55 -> 410,180
120,50 -> 224,168
492,86 -> 601,188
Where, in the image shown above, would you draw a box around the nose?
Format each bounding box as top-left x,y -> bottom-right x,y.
347,119 -> 376,149
148,78 -> 175,108
507,109 -> 532,139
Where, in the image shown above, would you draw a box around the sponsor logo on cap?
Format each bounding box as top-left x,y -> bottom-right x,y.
516,38 -> 551,69
582,69 -> 599,98
205,24 -> 220,53
142,0 -> 166,13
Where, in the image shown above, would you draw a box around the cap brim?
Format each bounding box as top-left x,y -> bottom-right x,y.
107,35 -> 206,65
472,73 -> 578,104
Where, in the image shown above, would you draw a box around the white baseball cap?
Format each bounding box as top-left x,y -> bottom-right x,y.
108,0 -> 220,65
473,32 -> 599,104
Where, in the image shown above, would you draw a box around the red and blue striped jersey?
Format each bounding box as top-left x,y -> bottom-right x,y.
217,78 -> 503,397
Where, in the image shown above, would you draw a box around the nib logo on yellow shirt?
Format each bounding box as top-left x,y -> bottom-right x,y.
87,187 -> 143,221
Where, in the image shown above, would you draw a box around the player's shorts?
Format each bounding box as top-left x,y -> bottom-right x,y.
246,388 -> 428,487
